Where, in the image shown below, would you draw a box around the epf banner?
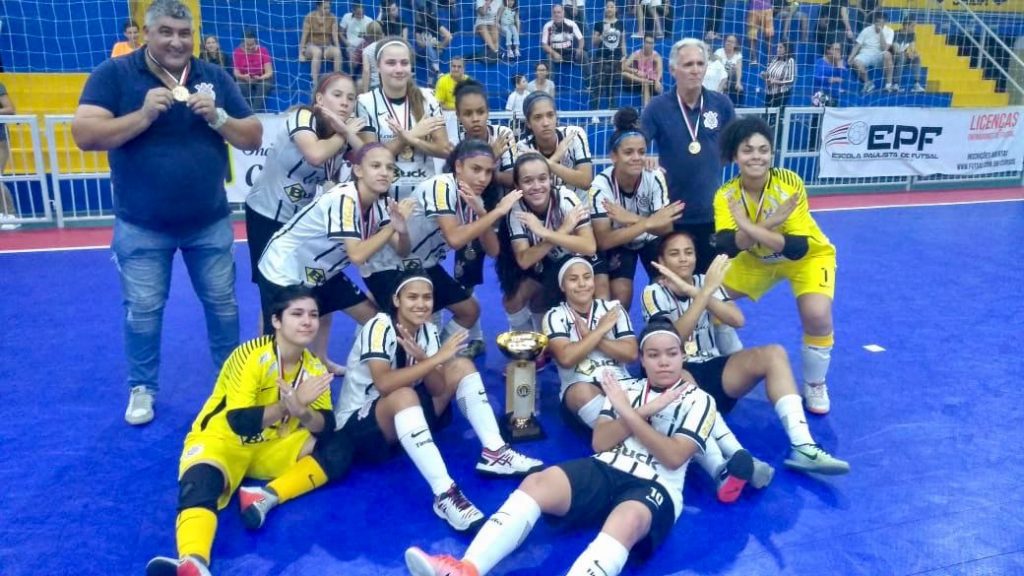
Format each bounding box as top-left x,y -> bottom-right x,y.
226,113 -> 287,203
818,106 -> 1024,178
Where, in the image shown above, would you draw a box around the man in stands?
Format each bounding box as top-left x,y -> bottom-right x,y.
542,3 -> 586,82
299,0 -> 342,86
849,12 -> 895,94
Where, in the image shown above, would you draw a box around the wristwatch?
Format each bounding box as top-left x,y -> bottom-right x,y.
208,107 -> 228,130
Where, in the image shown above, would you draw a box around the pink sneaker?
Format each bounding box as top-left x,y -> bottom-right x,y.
405,547 -> 479,576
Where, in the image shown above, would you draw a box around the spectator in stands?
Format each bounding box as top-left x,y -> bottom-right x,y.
476,0 -> 503,61
340,4 -> 372,75
506,74 -> 528,119
705,0 -> 725,42
893,16 -> 926,93
498,0 -> 522,60
528,62 -> 557,96
380,1 -> 408,41
300,1 -> 342,87
591,0 -> 626,109
234,29 -> 274,112
703,48 -> 729,93
200,35 -> 230,74
714,35 -> 744,105
776,0 -> 809,42
542,4 -> 586,80
623,34 -> 663,106
435,56 -> 469,110
0,80 -> 17,230
813,41 -> 847,105
816,0 -> 854,52
360,22 -> 385,92
562,0 -> 587,33
72,0 -> 262,426
111,20 -> 141,58
414,0 -> 453,82
641,38 -> 736,273
851,0 -> 881,36
634,0 -> 665,40
849,12 -> 894,93
762,41 -> 796,108
747,0 -> 774,65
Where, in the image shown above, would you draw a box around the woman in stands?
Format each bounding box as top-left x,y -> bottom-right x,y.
516,92 -> 593,201
642,232 -> 847,502
543,258 -> 636,430
146,286 -> 354,576
358,21 -> 385,93
245,72 -> 366,370
256,144 -> 414,368
712,117 -> 840,416
404,321 -> 714,576
499,152 -> 601,336
589,107 -> 683,308
335,270 -> 543,533
357,37 -> 450,201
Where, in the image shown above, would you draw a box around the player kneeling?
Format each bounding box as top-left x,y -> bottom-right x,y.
406,321 -> 714,576
147,286 -> 354,576
335,271 -> 543,533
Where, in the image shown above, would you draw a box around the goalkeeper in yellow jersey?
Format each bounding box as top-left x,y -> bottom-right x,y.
147,286 -> 354,576
712,117 -> 837,416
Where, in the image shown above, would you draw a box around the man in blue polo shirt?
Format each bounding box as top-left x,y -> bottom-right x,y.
641,37 -> 734,274
72,0 -> 262,427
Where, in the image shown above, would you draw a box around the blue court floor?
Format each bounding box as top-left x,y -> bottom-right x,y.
0,200 -> 1021,576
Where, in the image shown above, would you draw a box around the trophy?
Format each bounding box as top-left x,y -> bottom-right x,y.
496,331 -> 549,443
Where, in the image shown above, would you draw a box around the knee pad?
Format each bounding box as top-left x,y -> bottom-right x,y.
178,464 -> 225,512
313,431 -> 355,480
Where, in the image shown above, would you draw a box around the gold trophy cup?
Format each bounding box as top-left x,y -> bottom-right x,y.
496,330 -> 549,443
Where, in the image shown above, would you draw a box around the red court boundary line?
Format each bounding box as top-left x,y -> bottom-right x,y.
1,186 -> 1021,254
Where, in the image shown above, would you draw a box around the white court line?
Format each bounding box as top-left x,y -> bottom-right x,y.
1,197 -> 1021,255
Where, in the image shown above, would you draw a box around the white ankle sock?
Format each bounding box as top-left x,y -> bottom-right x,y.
696,435 -> 727,477
531,312 -> 545,332
456,372 -> 505,451
394,407 -> 454,495
442,318 -> 473,342
566,532 -> 629,576
801,344 -> 831,385
464,489 -> 541,575
774,393 -> 814,446
576,394 -> 605,428
712,416 -> 743,457
506,306 -> 532,332
468,318 -> 484,341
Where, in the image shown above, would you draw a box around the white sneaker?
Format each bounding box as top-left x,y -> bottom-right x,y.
750,456 -> 776,489
239,485 -> 280,530
0,214 -> 20,231
912,83 -> 926,93
476,445 -> 544,477
433,483 -> 486,532
146,556 -> 211,576
863,82 -> 876,94
803,382 -> 831,415
125,386 -> 155,425
784,443 -> 850,475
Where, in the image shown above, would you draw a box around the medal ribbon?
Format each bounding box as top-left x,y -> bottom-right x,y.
381,89 -> 411,147
641,378 -> 684,407
276,343 -> 306,426
565,301 -> 595,341
146,49 -> 190,89
359,194 -> 379,241
676,92 -> 703,148
739,181 -> 769,224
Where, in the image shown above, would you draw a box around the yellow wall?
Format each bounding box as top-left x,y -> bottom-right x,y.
130,0 -> 202,55
885,0 -> 1024,12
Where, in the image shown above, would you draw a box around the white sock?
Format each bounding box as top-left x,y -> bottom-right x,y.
696,435 -> 727,477
566,532 -> 629,576
394,406 -> 455,495
576,394 -> 605,428
506,306 -> 532,332
774,393 -> 814,446
468,318 -> 484,342
713,323 -> 744,355
711,415 -> 742,457
801,344 -> 831,385
456,372 -> 505,451
464,489 -> 541,575
531,312 -> 545,332
442,317 -> 473,342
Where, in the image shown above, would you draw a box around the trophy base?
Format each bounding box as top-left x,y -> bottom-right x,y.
500,413 -> 547,443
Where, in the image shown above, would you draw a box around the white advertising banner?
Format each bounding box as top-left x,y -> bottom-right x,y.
818,106 -> 1024,178
226,113 -> 287,203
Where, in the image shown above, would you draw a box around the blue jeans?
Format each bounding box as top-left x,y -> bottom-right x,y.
112,216 -> 239,393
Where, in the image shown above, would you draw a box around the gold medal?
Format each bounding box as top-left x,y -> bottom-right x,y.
172,85 -> 190,102
684,339 -> 699,357
464,245 -> 477,261
688,141 -> 702,155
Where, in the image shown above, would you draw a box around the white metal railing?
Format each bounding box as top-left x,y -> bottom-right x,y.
1,108 -> 1020,230
0,114 -> 54,227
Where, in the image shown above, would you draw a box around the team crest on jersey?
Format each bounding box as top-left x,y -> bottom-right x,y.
195,82 -> 216,100
305,267 -> 327,285
703,111 -> 720,130
284,183 -> 305,203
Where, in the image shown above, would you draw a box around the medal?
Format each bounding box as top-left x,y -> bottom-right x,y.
464,245 -> 477,261
677,91 -> 704,157
684,339 -> 698,357
172,85 -> 190,102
